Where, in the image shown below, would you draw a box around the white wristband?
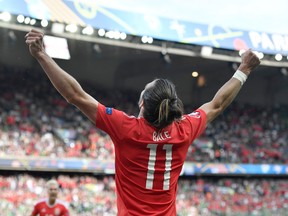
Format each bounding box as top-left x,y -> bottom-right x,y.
232,70 -> 247,85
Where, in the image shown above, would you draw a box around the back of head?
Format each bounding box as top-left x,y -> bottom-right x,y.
142,79 -> 183,130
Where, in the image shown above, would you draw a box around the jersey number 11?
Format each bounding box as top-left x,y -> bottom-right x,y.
146,144 -> 172,190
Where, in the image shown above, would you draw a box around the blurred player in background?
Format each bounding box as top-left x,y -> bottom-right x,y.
25,29 -> 260,215
31,179 -> 69,216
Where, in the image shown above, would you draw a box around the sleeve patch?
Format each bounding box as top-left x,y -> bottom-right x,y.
106,107 -> 113,115
188,111 -> 201,118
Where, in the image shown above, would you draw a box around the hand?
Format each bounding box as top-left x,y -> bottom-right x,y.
25,29 -> 45,58
238,49 -> 261,75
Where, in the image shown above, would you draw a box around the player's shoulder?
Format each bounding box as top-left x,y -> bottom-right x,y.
184,109 -> 206,121
99,103 -> 135,121
187,109 -> 204,118
174,110 -> 205,130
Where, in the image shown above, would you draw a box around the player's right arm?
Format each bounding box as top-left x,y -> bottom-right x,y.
25,29 -> 98,124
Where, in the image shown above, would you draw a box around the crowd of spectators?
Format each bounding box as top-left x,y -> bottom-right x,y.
0,66 -> 287,164
0,174 -> 287,215
0,63 -> 287,215
187,104 -> 288,164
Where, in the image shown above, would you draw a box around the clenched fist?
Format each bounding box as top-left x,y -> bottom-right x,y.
25,29 -> 45,58
238,50 -> 261,75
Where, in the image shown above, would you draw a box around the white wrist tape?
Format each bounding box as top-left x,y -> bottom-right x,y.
232,70 -> 247,85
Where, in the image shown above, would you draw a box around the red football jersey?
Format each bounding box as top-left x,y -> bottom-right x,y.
31,198 -> 69,216
96,103 -> 206,215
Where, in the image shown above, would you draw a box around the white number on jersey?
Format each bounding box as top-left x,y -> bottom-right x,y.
146,144 -> 173,190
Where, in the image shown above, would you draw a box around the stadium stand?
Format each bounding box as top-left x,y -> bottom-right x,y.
1,66 -> 287,164
0,173 -> 287,215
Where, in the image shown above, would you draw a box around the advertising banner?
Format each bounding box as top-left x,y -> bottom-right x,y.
1,0 -> 287,55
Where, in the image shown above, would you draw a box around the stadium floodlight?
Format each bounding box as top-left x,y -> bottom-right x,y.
275,54 -> 282,61
0,12 -> 11,22
201,46 -> 213,57
257,52 -> 264,60
82,26 -> 94,35
147,36 -> 153,44
113,31 -> 121,40
24,17 -> 31,24
98,29 -> 105,37
65,24 -> 78,33
41,19 -> 49,28
30,19 -> 36,26
141,36 -> 148,43
97,29 -> 127,40
105,31 -> 114,39
191,71 -> 199,77
141,36 -> 153,44
17,15 -> 25,23
120,32 -> 127,40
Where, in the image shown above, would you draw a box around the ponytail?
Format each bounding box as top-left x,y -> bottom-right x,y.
158,99 -> 170,123
142,79 -> 183,130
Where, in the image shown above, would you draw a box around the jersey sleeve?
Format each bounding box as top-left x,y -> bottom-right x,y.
95,103 -> 125,140
186,109 -> 207,141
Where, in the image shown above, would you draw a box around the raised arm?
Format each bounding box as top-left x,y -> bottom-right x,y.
25,29 -> 98,124
199,50 -> 260,124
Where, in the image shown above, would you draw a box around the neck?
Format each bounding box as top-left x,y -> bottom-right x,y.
48,198 -> 56,205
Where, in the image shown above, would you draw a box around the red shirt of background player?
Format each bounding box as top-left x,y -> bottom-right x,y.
96,103 -> 206,215
31,198 -> 69,216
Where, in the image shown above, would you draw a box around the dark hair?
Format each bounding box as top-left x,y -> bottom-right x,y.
142,79 -> 184,130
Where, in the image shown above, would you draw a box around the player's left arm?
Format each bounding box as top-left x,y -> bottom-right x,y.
199,50 -> 260,124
